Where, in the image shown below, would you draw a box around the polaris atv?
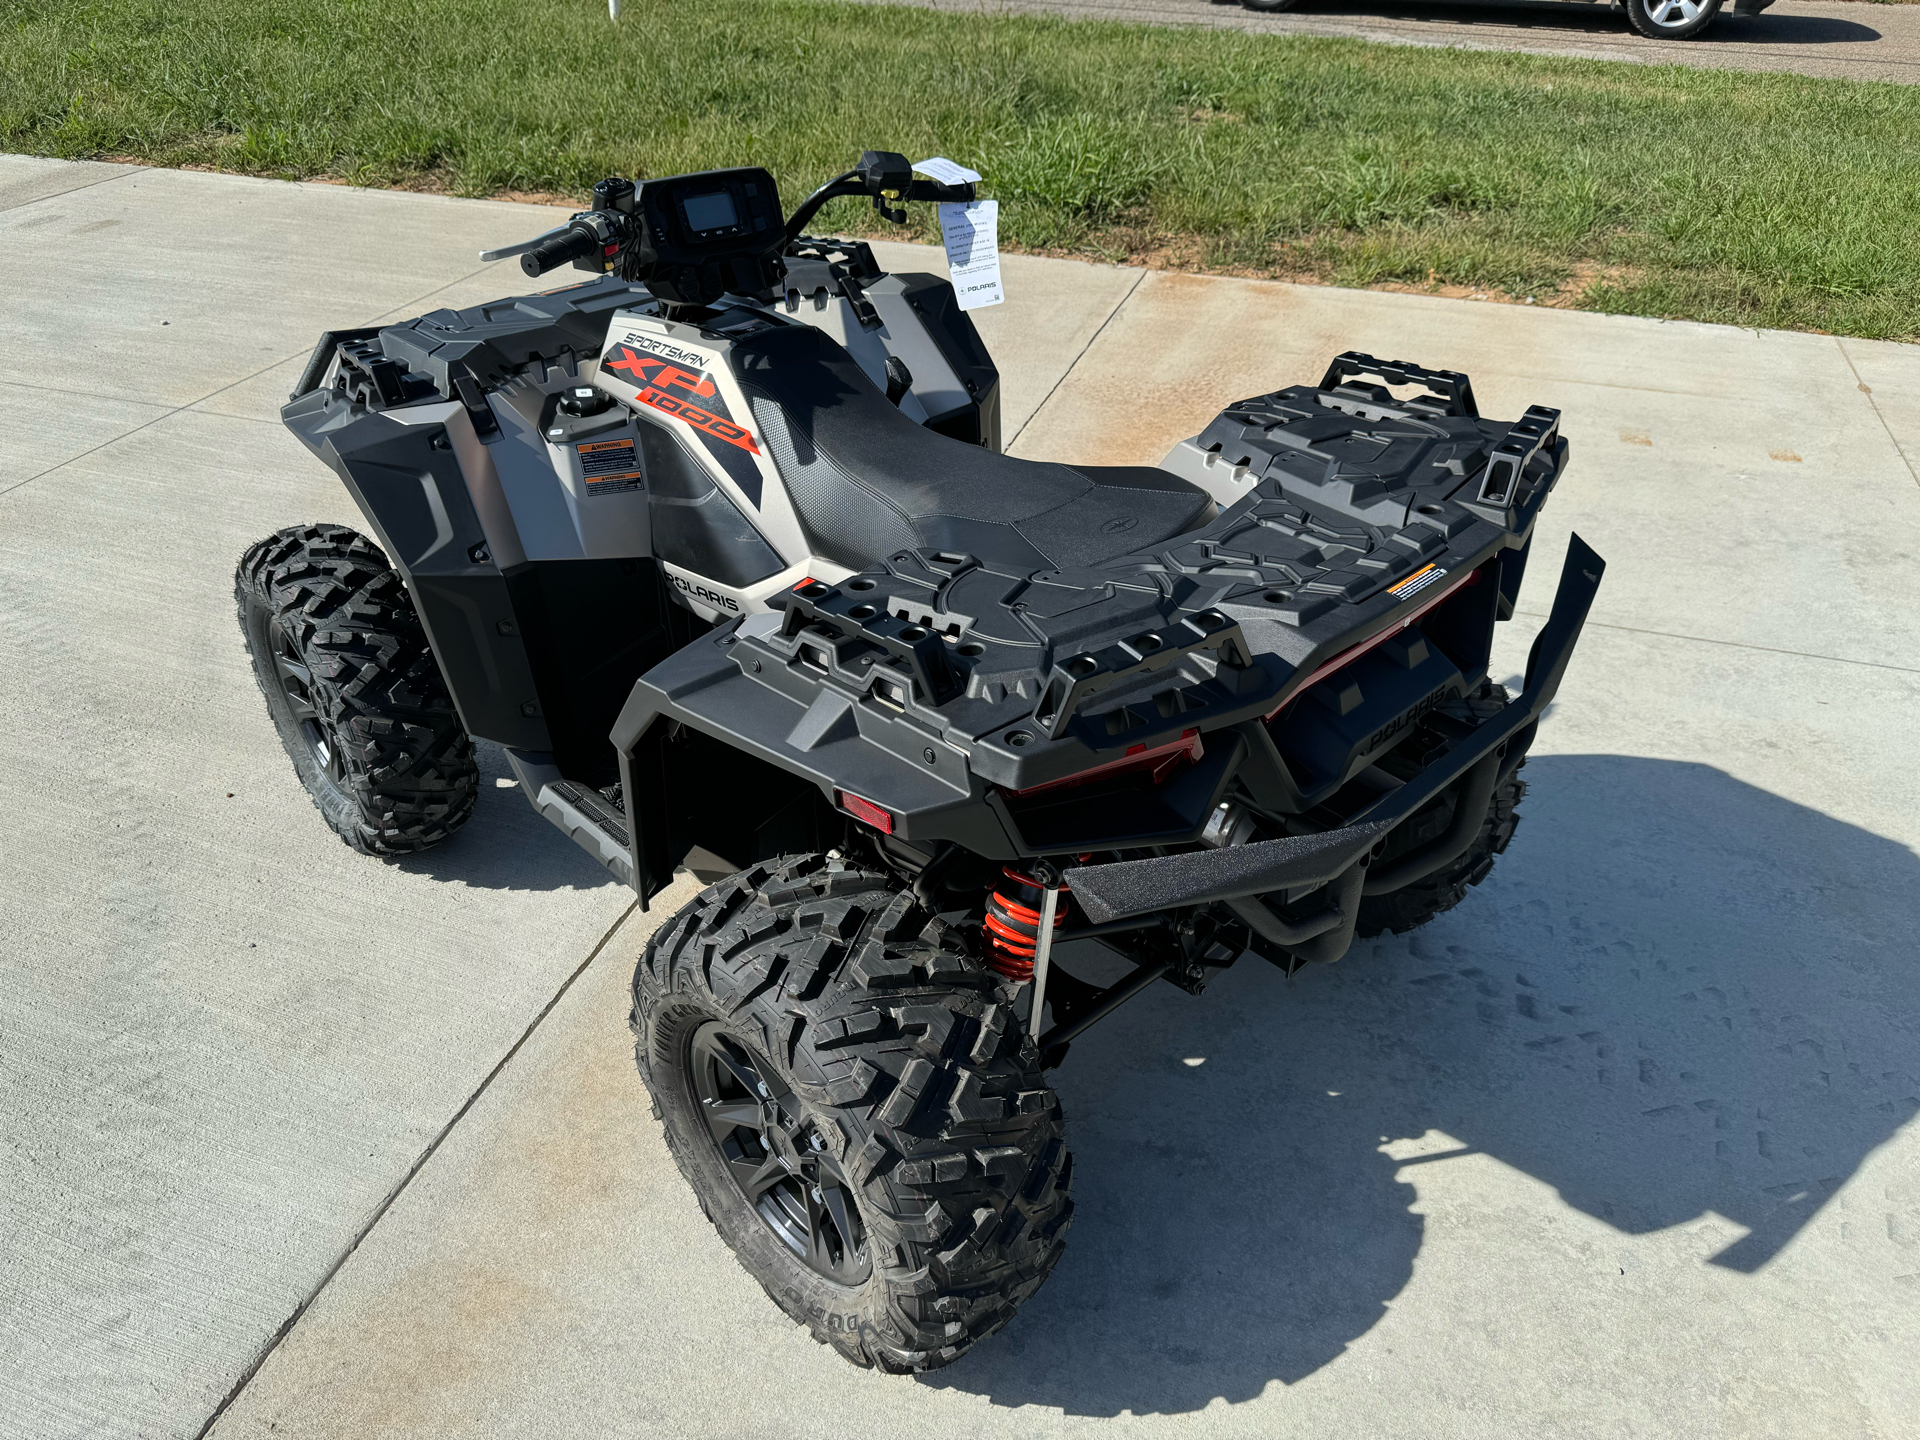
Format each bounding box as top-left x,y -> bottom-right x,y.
238,151 -> 1603,1372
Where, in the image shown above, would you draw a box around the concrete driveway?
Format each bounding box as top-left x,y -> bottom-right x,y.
1,156 -> 1915,1438
863,0 -> 1921,83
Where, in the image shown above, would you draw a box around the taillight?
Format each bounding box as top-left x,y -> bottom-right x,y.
1010,728 -> 1203,798
836,790 -> 894,833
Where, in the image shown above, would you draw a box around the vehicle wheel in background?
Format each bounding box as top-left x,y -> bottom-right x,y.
235,523 -> 478,855
1625,0 -> 1722,38
1240,0 -> 1304,11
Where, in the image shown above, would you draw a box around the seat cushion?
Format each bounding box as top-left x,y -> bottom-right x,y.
733,324 -> 1214,574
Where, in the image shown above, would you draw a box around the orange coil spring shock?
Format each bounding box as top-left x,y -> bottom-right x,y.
983,867 -> 1068,982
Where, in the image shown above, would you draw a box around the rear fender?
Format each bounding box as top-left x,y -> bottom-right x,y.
611,619 -> 1022,902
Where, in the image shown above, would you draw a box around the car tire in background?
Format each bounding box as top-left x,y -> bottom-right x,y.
1240,0 -> 1304,11
1625,0 -> 1723,38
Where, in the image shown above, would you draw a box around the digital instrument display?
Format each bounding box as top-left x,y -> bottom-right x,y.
682,190 -> 739,233
632,168 -> 780,303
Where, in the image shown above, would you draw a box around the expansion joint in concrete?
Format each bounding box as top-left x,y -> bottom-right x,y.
193,900 -> 639,1440
1517,611 -> 1921,675
0,359 -> 297,502
1007,265 -> 1146,451
0,165 -> 138,215
1833,337 -> 1918,485
0,261 -> 501,503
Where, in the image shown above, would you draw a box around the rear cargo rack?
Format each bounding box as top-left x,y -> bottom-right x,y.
1318,351 -> 1479,418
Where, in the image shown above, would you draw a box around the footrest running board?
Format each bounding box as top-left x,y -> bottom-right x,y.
504,749 -> 636,888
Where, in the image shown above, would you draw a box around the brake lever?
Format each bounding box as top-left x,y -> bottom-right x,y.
477,221 -> 578,264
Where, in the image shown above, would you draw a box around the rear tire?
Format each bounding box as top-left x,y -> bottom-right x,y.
235,523 -> 478,855
1240,0 -> 1303,10
633,854 -> 1073,1371
1356,684 -> 1526,939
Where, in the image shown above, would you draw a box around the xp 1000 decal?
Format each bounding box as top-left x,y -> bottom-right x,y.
600,333 -> 765,505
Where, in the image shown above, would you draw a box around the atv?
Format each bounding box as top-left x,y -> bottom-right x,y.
238,151 -> 1603,1372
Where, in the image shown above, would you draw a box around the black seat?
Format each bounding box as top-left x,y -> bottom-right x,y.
731,324 -> 1215,575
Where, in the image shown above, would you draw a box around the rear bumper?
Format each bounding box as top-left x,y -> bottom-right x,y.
1065,534 -> 1606,954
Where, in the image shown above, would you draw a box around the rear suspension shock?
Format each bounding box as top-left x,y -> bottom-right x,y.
983,866 -> 1069,981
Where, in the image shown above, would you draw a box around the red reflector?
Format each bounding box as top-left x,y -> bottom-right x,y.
837,790 -> 894,834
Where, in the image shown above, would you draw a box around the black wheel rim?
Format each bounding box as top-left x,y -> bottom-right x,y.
271,622 -> 345,785
686,1022 -> 871,1287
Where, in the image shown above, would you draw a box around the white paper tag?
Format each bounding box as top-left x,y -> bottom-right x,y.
912,156 -> 981,187
938,200 -> 1003,312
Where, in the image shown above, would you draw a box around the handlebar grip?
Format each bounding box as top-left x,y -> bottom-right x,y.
907,178 -> 976,204
521,225 -> 601,278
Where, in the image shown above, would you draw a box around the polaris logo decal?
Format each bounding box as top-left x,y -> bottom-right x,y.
667,572 -> 742,612
1365,681 -> 1450,753
602,343 -> 761,457
1388,563 -> 1448,600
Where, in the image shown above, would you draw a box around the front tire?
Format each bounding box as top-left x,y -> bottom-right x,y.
633,855 -> 1073,1371
235,523 -> 478,855
1625,0 -> 1722,38
1240,0 -> 1303,11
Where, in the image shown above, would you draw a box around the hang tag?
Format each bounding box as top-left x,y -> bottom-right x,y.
912,156 -> 981,187
937,200 -> 1003,312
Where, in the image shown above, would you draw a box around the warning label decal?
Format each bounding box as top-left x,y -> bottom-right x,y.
1387,563 -> 1448,600
578,438 -> 643,494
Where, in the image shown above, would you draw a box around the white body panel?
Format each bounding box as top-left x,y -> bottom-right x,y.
378,269 -> 985,617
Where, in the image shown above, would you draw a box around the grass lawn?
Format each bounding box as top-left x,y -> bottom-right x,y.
3,0 -> 1914,339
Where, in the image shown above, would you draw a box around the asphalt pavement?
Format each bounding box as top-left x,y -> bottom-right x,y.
856,0 -> 1919,82
1,156 -> 1915,1438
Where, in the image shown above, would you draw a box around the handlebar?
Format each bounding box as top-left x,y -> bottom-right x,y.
476,153 -> 981,284
780,162 -> 976,246
520,223 -> 602,278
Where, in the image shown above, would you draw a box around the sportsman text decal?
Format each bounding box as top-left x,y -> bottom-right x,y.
601,342 -> 760,456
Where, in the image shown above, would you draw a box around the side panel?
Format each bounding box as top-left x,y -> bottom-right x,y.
891,272 -> 1002,450
410,574 -> 551,749
504,556 -> 710,784
285,388 -> 705,770
593,313 -> 812,565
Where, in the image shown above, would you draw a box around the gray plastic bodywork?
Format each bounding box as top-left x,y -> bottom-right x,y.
280,262 -> 1601,968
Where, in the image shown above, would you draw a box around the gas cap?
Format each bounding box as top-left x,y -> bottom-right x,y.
557,385 -> 613,417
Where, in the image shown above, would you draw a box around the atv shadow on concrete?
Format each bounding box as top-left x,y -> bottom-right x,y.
914,754 -> 1919,1416
386,742 -> 629,894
